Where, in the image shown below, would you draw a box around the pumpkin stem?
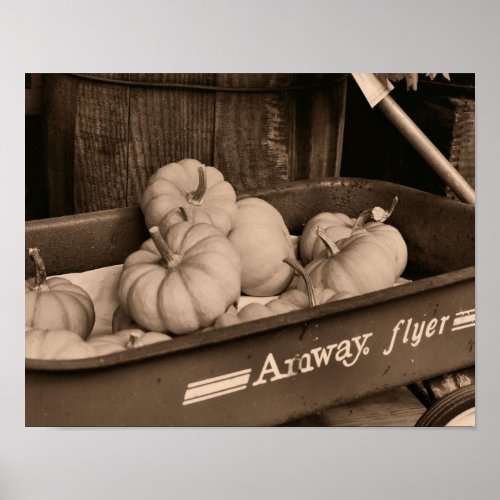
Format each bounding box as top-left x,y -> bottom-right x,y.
351,196 -> 399,233
283,257 -> 318,308
316,228 -> 341,257
179,206 -> 191,222
149,226 -> 182,269
28,247 -> 48,290
126,331 -> 142,349
187,166 -> 207,205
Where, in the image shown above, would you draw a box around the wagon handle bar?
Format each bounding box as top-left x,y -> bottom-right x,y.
376,95 -> 475,205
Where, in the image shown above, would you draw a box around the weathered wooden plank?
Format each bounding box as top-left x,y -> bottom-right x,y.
42,74 -> 78,216
42,73 -> 348,214
289,74 -> 347,180
213,73 -> 294,191
213,74 -> 347,191
126,74 -> 216,206
73,79 -> 130,212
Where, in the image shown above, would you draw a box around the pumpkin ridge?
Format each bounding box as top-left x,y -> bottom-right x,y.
158,268 -> 200,332
202,182 -> 237,200
181,249 -> 238,269
118,264 -> 160,313
137,241 -> 167,260
149,162 -> 191,189
182,252 -> 240,284
44,276 -> 72,288
52,290 -> 95,332
50,291 -> 91,335
160,220 -> 193,252
182,233 -> 226,255
337,240 -> 395,292
128,267 -> 166,331
180,226 -> 224,253
332,253 -> 367,293
145,178 -> 187,197
51,287 -> 91,308
25,292 -> 37,329
42,291 -> 71,331
50,282 -> 92,302
202,198 -> 238,212
197,207 -> 234,235
177,266 -> 227,327
145,190 -> 187,206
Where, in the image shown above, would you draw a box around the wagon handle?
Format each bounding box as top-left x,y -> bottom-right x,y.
376,96 -> 475,205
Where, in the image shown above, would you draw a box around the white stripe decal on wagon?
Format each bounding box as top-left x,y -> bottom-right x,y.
183,369 -> 252,405
452,309 -> 475,331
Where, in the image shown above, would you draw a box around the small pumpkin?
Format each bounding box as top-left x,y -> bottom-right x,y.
118,222 -> 241,334
25,328 -> 97,360
88,329 -> 172,356
212,257 -> 352,328
141,158 -> 238,235
25,248 -> 96,339
227,197 -> 295,296
299,197 -> 400,265
298,226 -> 406,296
159,205 -> 213,232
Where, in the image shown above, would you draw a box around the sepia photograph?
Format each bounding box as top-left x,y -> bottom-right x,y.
25,72 -> 475,427
7,0 -> 500,498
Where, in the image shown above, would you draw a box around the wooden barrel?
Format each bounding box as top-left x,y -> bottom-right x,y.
42,73 -> 347,216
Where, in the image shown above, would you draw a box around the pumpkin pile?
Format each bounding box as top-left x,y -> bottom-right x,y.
25,248 -> 172,360
294,197 -> 407,296
25,158 -> 409,361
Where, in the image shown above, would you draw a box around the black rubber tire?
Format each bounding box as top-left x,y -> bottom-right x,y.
415,385 -> 475,427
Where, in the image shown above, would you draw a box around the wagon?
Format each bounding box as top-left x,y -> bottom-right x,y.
25,177 -> 475,426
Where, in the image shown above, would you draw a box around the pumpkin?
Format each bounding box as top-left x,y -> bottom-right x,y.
159,205 -> 213,232
299,197 -> 400,265
212,257 -> 352,328
25,248 -> 96,339
118,222 -> 241,334
298,226 -> 406,296
25,328 -> 97,360
88,329 -> 171,356
140,158 -> 237,235
227,197 -> 295,296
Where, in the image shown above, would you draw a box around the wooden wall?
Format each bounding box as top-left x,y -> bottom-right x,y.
40,73 -> 347,217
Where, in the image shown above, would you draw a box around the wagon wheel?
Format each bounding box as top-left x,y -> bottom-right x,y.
415,385 -> 475,427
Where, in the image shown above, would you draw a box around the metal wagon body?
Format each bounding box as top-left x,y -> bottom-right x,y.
25,178 -> 475,426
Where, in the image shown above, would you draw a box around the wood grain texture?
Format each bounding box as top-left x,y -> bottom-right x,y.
288,387 -> 426,427
42,74 -> 78,216
289,74 -> 347,180
73,80 -> 129,212
126,74 -> 216,206
42,74 -> 348,214
213,73 -> 295,191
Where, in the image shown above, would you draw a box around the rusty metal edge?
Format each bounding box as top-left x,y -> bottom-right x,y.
26,176 -> 474,225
